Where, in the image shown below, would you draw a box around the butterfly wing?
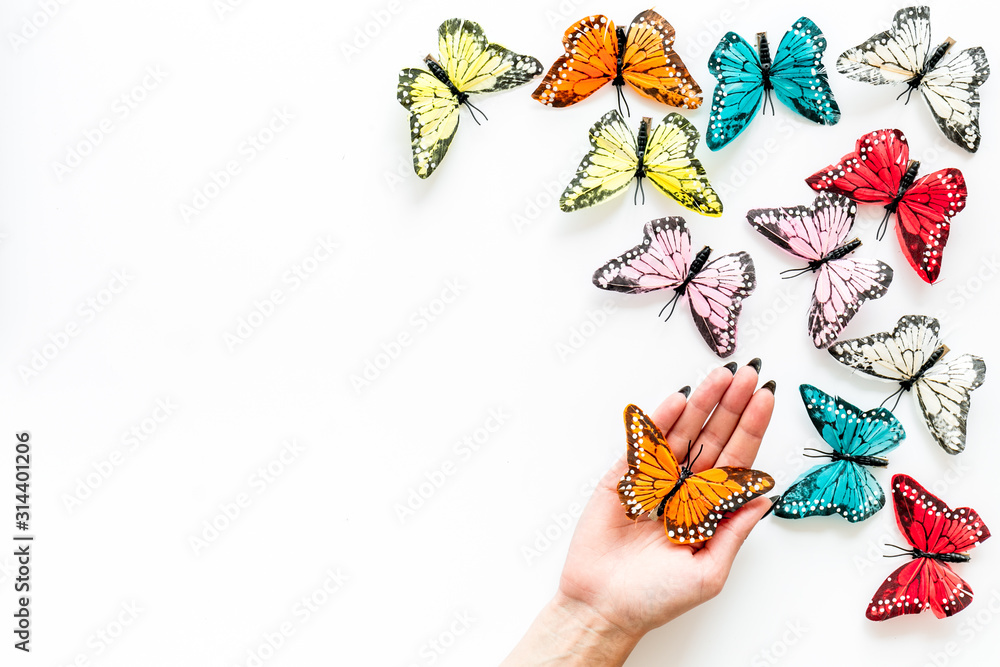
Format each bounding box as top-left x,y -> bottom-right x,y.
894,167 -> 966,284
868,474 -> 992,619
769,17 -> 841,125
811,259 -> 893,348
920,46 -> 990,153
560,110 -> 639,212
706,32 -> 764,150
892,474 -> 991,554
914,354 -> 987,454
828,315 -> 941,382
621,10 -> 702,108
867,558 -> 973,620
661,467 -> 774,544
747,193 -> 892,347
799,384 -> 905,458
685,252 -> 756,358
772,460 -> 886,522
531,15 -> 618,107
438,19 -> 542,94
746,192 -> 856,261
837,6 -> 929,85
619,404 -> 682,519
805,129 -> 907,205
643,113 -> 723,216
593,218 -> 691,293
397,69 -> 461,178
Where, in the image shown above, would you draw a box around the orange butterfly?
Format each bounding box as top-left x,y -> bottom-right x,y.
618,404 -> 774,544
532,9 -> 702,115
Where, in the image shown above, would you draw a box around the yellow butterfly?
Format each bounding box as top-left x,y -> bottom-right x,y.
560,110 -> 723,216
397,19 -> 542,179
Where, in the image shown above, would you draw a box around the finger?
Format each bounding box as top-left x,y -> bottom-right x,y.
715,381 -> 776,469
699,495 -> 773,566
599,453 -> 628,493
691,361 -> 761,471
649,386 -> 691,438
664,365 -> 736,458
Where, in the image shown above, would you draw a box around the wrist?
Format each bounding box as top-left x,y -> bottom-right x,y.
501,592 -> 642,666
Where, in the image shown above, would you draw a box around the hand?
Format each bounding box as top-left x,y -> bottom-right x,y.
502,362 -> 775,666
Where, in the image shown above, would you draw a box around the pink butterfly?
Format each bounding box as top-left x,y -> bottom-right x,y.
746,193 -> 893,349
593,217 -> 755,358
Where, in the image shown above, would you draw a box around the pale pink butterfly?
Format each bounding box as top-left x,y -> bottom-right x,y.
593,216 -> 755,358
746,192 -> 893,349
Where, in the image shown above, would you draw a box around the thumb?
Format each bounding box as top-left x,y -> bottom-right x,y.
701,495 -> 774,565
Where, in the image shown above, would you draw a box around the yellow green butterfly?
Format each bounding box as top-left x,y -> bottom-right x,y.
397,19 -> 542,179
560,110 -> 723,216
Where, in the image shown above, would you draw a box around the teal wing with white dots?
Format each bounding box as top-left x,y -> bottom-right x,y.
772,460 -> 886,522
706,32 -> 764,151
772,384 -> 903,522
769,17 -> 841,126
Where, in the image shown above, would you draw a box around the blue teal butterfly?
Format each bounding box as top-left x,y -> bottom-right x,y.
771,385 -> 904,523
706,17 -> 840,150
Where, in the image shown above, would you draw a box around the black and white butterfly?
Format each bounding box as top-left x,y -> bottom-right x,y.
837,6 -> 990,153
828,315 -> 986,454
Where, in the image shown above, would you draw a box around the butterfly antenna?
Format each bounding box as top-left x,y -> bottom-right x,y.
620,87 -> 630,118
896,86 -> 917,105
633,177 -> 646,205
879,387 -> 906,413
779,266 -> 814,279
658,291 -> 683,321
688,443 -> 706,469
876,210 -> 892,241
462,99 -> 489,125
680,440 -> 695,466
802,447 -> 833,459
884,543 -> 914,558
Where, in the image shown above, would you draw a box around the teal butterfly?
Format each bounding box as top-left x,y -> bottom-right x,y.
771,385 -> 905,523
706,17 -> 840,151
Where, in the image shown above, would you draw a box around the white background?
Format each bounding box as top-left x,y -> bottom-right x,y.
2,0 -> 999,665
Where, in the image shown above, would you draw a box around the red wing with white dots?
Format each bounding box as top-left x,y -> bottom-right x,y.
617,404 -> 774,545
805,129 -> 967,283
867,474 -> 990,620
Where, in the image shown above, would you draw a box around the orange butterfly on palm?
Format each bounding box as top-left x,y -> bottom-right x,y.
618,404 -> 774,544
532,9 -> 703,115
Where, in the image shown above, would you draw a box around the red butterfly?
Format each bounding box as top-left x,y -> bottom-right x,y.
867,474 -> 990,621
805,129 -> 966,284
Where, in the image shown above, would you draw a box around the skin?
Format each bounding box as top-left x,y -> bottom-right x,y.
501,363 -> 775,666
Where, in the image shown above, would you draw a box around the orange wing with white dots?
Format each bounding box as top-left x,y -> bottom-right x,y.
532,14 -> 619,107
618,404 -> 774,545
532,10 -> 701,109
620,10 -> 702,109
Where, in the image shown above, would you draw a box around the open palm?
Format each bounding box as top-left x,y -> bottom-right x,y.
559,363 -> 775,640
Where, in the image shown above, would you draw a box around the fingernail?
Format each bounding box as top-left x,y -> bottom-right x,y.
761,495 -> 782,519
761,380 -> 776,395
746,358 -> 762,373
677,385 -> 691,398
723,361 -> 738,374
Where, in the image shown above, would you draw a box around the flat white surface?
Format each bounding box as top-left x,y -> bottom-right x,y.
2,0 -> 999,665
